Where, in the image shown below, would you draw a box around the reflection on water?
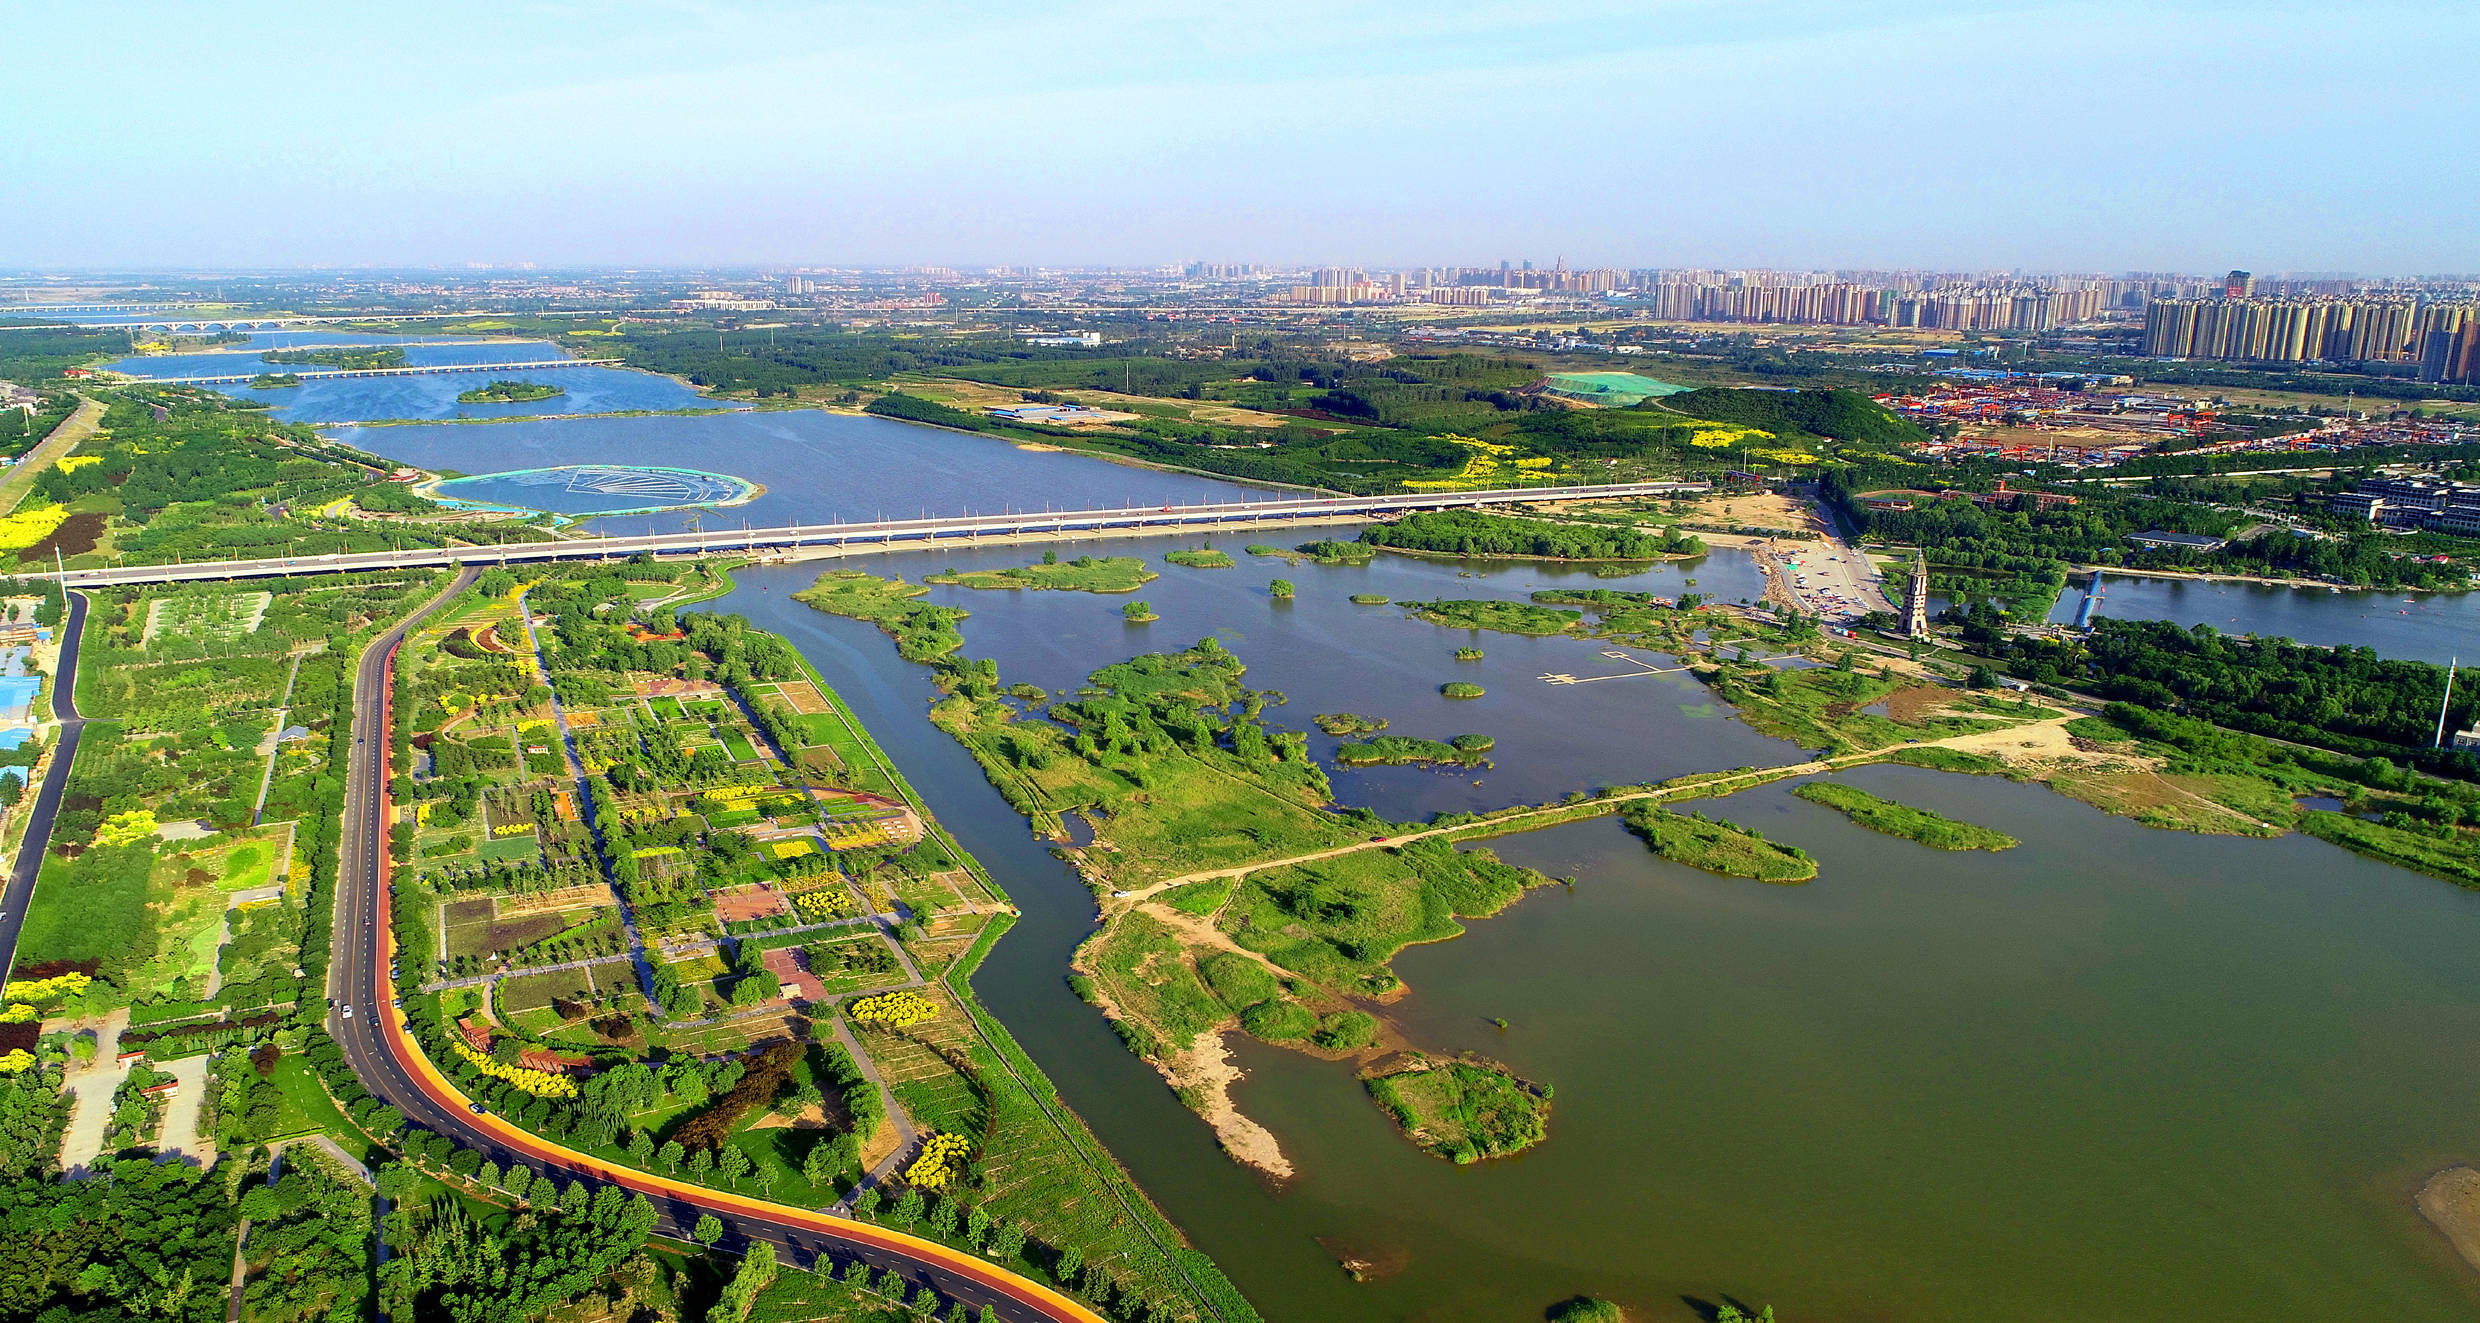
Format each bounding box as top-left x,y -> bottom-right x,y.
2052,571 -> 2480,666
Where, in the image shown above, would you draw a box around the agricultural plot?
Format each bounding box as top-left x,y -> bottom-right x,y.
23,571 -> 446,1010
439,891 -> 625,973
139,589 -> 271,645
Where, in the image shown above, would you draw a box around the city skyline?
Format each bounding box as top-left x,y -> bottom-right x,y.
5,0 -> 2475,272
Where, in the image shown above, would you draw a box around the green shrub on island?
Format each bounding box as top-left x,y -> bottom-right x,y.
260,345 -> 407,369
1441,682 -> 1485,699
928,555 -> 1156,594
1621,803 -> 1816,882
1121,600 -> 1158,623
1411,599 -> 1583,636
1240,999 -> 1317,1042
248,372 -> 300,389
793,570 -> 966,661
1363,1053 -> 1552,1163
1794,782 -> 2017,850
1548,1299 -> 1625,1323
1163,548 -> 1233,568
1314,712 -> 1388,736
456,379 -> 566,405
1455,647 -> 1484,661
1362,509 -> 1669,560
1294,538 -> 1374,565
1334,734 -> 1493,768
1314,1010 -> 1378,1051
1269,578 -> 1295,599
1349,594 -> 1391,605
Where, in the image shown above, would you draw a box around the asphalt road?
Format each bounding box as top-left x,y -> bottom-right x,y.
322,568 -> 1103,1323
0,589 -> 87,987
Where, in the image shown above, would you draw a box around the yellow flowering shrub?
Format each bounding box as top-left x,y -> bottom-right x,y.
0,1050 -> 31,1076
791,888 -> 852,922
904,1131 -> 972,1191
5,973 -> 91,1005
848,990 -> 937,1029
0,1004 -> 35,1024
94,809 -> 159,847
452,1042 -> 579,1097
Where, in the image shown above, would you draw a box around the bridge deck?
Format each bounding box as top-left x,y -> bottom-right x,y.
40,483 -> 1706,588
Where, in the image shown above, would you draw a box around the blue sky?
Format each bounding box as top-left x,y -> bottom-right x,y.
4,0 -> 2474,272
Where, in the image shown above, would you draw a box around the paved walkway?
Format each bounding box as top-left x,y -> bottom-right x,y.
57,1008 -> 130,1178
157,1054 -> 215,1167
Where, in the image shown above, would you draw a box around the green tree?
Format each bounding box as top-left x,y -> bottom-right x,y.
693,1213 -> 723,1246
1268,578 -> 1294,599
659,1139 -> 685,1173
891,1186 -> 924,1224
718,1144 -> 752,1187
628,1129 -> 656,1168
853,1185 -> 882,1217
689,1148 -> 714,1181
802,1137 -> 839,1187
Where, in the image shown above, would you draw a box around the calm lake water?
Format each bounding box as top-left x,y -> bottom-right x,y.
706,541 -> 2480,1323
111,330 -> 715,422
2052,571 -> 2480,666
327,411 -> 1287,538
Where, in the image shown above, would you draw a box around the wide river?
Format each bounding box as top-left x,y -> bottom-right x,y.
292,385 -> 2480,1318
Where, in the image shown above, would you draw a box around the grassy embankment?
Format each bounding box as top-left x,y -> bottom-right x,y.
1793,782 -> 2018,851
1620,803 -> 1816,882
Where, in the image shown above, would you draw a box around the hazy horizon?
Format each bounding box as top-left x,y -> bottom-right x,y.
6,0 -> 2474,273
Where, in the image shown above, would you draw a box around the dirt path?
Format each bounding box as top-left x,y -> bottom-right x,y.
1115,754 -> 1842,906
0,397 -> 103,516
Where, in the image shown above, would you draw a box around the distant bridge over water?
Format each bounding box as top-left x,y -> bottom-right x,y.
42,483 -> 1708,588
136,358 -> 622,386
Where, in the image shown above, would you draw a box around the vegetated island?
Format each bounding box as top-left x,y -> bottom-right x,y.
1349,594 -> 1391,605
1334,734 -> 1494,768
248,372 -> 300,389
1162,547 -> 1232,568
1248,538 -> 1373,566
1121,600 -> 1158,623
1362,1052 -> 1551,1164
1413,598 -> 1583,637
1440,681 -> 1485,699
927,553 -> 1156,593
1621,803 -> 1817,882
1455,646 -> 1484,661
456,378 -> 566,405
1359,508 -> 1700,561
1314,712 -> 1388,735
260,345 -> 407,369
1795,781 -> 2018,850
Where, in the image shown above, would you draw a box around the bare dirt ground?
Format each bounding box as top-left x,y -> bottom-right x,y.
1167,1031 -> 1294,1181
2420,1167 -> 2480,1277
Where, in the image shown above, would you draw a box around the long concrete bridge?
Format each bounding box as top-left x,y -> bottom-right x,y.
137,358 -> 621,386
41,483 -> 1706,588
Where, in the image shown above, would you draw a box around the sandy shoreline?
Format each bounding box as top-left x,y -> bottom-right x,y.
2417,1167 -> 2480,1277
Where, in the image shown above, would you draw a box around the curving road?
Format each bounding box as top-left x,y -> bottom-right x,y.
0,589 -> 86,987
324,568 -> 1105,1323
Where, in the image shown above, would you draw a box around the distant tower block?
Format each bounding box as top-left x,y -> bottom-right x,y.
1904,551 -> 1931,639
